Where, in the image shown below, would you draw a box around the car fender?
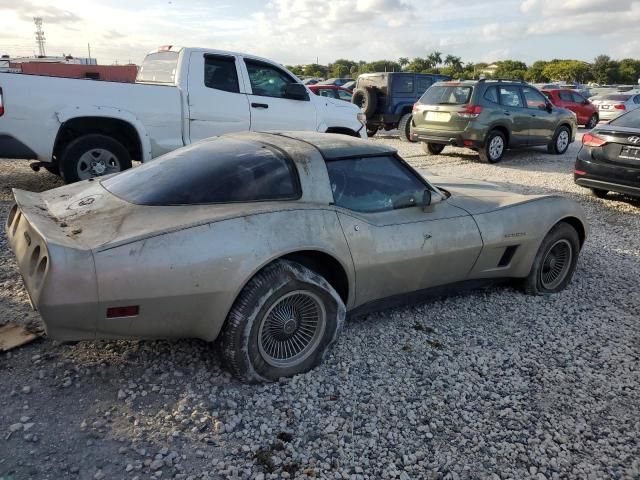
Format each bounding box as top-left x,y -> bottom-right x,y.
311,96 -> 364,137
468,196 -> 587,279
55,106 -> 153,161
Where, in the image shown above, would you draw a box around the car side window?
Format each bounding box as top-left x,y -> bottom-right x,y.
559,91 -> 574,102
417,77 -> 433,93
318,89 -> 334,98
337,90 -> 352,101
245,60 -> 296,98
483,86 -> 499,104
204,55 -> 240,93
572,92 -> 586,103
634,95 -> 640,105
325,156 -> 427,213
522,87 -> 548,109
499,86 -> 524,108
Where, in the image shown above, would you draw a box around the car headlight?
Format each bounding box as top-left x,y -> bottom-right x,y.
357,112 -> 367,124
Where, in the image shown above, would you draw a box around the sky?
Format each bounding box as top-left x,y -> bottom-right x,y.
0,0 -> 639,66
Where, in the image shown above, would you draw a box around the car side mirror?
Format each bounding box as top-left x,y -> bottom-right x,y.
284,83 -> 310,101
583,100 -> 590,105
545,102 -> 553,113
422,189 -> 443,211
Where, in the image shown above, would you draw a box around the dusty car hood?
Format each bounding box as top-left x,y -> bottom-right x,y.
428,175 -> 549,215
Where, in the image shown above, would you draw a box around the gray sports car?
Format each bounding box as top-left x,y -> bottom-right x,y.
6,132 -> 587,382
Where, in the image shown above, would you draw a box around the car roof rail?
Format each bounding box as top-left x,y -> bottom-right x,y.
477,78 -> 529,85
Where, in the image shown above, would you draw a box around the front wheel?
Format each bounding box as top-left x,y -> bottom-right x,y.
60,134 -> 131,184
398,113 -> 416,142
591,188 -> 608,198
523,222 -> 580,295
421,142 -> 445,155
548,126 -> 571,155
220,260 -> 345,383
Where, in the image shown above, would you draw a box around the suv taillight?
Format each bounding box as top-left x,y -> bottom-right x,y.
412,102 -> 420,113
455,105 -> 482,119
582,133 -> 606,147
0,87 -> 4,117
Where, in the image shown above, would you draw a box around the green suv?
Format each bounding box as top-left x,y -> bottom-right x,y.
410,79 -> 577,163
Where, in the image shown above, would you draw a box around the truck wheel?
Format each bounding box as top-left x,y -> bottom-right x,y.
366,127 -> 378,137
479,130 -> 506,163
398,113 -> 416,143
547,126 -> 571,155
421,142 -> 445,155
523,222 -> 580,295
352,88 -> 377,117
60,134 -> 132,184
220,260 -> 345,383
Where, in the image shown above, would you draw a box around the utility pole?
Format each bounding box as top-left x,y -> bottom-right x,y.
34,17 -> 46,57
87,43 -> 91,60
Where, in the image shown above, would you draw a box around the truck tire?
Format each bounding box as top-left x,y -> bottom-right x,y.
366,126 -> 378,137
421,142 -> 445,155
60,134 -> 132,184
220,260 -> 345,383
398,113 -> 416,143
352,88 -> 377,117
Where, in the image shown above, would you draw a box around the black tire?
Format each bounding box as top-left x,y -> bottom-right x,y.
398,113 -> 416,142
366,127 -> 378,137
479,130 -> 506,163
590,188 -> 608,198
351,88 -> 377,117
220,260 -> 345,383
421,142 -> 446,155
585,114 -> 598,129
43,163 -> 60,176
523,222 -> 580,295
547,125 -> 571,155
60,134 -> 132,184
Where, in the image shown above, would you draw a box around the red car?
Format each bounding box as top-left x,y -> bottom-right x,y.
308,85 -> 353,102
542,89 -> 599,128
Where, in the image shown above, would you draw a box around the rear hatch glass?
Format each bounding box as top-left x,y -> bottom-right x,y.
414,85 -> 474,131
137,51 -> 179,83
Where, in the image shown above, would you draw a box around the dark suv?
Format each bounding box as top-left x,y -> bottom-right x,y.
411,79 -> 578,163
351,72 -> 450,141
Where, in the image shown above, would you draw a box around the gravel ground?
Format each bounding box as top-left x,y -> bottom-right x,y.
1,133 -> 639,480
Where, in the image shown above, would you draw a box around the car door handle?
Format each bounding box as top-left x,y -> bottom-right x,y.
251,103 -> 269,109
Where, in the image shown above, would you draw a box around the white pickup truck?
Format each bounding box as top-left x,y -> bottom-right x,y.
0,46 -> 366,182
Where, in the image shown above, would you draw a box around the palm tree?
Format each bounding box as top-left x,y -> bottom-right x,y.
427,51 -> 442,68
444,55 -> 463,72
398,57 -> 409,70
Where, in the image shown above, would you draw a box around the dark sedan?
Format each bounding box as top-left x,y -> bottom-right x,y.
575,108 -> 640,198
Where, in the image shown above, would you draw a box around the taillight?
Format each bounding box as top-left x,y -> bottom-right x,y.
412,102 -> 420,113
614,104 -> 626,110
582,133 -> 606,147
455,105 -> 483,119
0,87 -> 4,117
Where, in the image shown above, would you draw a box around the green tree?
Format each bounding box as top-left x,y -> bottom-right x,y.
525,61 -> 549,83
302,63 -> 328,78
405,57 -> 433,72
543,60 -> 592,83
286,65 -> 304,76
360,60 -> 402,73
444,54 -> 463,73
616,58 -> 640,84
591,55 -> 616,84
329,58 -> 359,78
492,60 -> 528,80
427,51 -> 443,67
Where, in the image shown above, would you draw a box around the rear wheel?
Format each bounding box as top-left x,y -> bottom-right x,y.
548,126 -> 571,155
591,188 -> 608,198
523,222 -> 580,295
351,88 -> 377,117
220,260 -> 345,383
398,113 -> 416,142
366,127 -> 378,137
586,114 -> 598,129
421,142 -> 445,155
60,134 -> 131,184
479,130 -> 506,163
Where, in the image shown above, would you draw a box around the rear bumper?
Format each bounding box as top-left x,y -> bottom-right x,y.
410,127 -> 483,148
575,149 -> 640,197
598,110 -> 624,121
0,134 -> 38,159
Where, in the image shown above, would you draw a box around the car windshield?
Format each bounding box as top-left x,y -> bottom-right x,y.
137,51 -> 179,83
102,138 -> 299,205
609,109 -> 640,128
601,94 -> 631,101
419,85 -> 473,105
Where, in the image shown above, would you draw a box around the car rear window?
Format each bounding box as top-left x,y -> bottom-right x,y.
102,138 -> 299,205
137,51 -> 179,83
601,94 -> 632,101
609,109 -> 640,128
419,85 -> 473,105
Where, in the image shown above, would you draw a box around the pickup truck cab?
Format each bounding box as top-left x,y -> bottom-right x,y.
0,46 -> 366,182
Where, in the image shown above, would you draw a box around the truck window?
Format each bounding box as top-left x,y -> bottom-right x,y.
137,51 -> 179,83
204,55 -> 240,93
245,60 -> 296,99
417,77 -> 433,94
393,77 -> 414,94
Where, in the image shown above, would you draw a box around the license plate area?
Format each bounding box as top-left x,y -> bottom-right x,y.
425,111 -> 451,122
620,145 -> 640,161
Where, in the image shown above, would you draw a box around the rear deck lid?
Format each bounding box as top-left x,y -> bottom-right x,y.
413,83 -> 476,132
